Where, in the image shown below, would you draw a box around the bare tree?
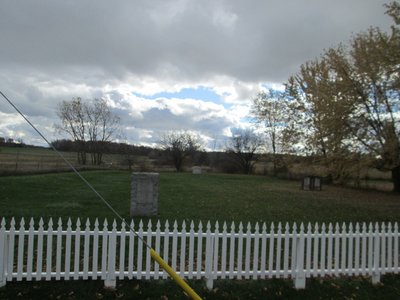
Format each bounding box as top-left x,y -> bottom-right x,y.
252,89 -> 287,174
159,131 -> 203,172
85,98 -> 120,165
56,97 -> 120,165
56,97 -> 88,164
225,129 -> 263,174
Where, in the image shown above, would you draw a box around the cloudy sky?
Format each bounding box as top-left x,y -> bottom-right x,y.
0,0 -> 393,149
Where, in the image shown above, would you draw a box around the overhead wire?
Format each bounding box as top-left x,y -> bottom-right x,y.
0,90 -> 202,300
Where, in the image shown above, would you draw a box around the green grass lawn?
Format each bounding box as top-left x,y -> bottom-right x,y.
1,171 -> 400,299
1,171 -> 399,225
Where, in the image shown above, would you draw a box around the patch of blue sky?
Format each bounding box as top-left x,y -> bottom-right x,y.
133,86 -> 227,105
261,82 -> 285,92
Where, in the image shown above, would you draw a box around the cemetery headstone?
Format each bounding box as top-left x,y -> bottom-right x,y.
192,166 -> 202,175
130,172 -> 159,216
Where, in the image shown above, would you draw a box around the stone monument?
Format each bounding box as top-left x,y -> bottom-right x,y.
192,166 -> 202,175
130,172 -> 159,217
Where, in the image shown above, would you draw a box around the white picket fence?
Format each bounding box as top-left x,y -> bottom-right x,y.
0,217 -> 399,290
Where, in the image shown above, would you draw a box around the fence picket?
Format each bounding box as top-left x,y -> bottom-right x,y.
155,221 -> 162,279
188,221 -> 195,279
394,223 -> 399,273
145,220 -> 153,280
354,223 -> 360,276
260,223 -> 267,279
252,223 -> 260,279
101,219 -> 108,280
45,218 -> 53,281
0,218 -> 6,286
213,222 -> 220,280
6,218 -> 15,281
294,223 -> 305,289
162,220 -> 170,279
237,222 -> 244,279
73,219 -> 81,280
83,219 -> 90,280
36,218 -> 44,280
55,218 -> 62,280
228,222 -> 235,279
327,223 -> 333,275
372,223 -> 381,283
387,223 -> 393,272
291,223 -> 298,277
368,223 -> 374,274
105,220 -> 117,287
276,223 -> 282,277
348,223 -> 353,276
65,219 -> 72,280
92,219 -> 99,279
319,223 -> 325,276
244,223 -> 251,279
205,221 -> 213,289
27,218 -> 34,281
381,223 -> 386,275
171,221 -> 178,277
334,223 -> 340,277
305,223 -> 312,278
283,223 -> 290,278
137,220 -> 144,280
341,223 -> 346,275
313,223 -> 319,277
361,223 -> 367,276
196,221 -> 202,279
220,222 -> 227,279
180,221 -> 187,278
127,220 -> 135,279
119,221 -> 126,280
268,223 -> 275,278
16,218 -> 25,281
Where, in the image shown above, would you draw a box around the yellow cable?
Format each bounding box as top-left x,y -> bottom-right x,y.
150,248 -> 203,300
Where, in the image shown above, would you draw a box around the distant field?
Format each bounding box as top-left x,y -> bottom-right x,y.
0,146 -> 76,173
0,146 -> 154,174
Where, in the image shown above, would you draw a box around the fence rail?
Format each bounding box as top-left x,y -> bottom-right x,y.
0,217 -> 399,289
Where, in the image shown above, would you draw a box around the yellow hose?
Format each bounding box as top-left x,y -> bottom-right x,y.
150,248 -> 203,300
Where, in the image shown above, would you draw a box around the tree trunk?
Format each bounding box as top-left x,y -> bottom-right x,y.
392,165 -> 400,193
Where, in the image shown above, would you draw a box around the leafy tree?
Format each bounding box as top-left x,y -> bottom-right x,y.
225,129 -> 263,174
285,2 -> 400,191
284,56 -> 354,182
159,131 -> 204,172
56,97 -> 120,165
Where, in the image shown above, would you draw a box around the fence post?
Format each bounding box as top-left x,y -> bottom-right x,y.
105,220 -> 117,288
294,223 -> 306,289
205,222 -> 214,290
0,219 -> 7,287
372,223 -> 381,284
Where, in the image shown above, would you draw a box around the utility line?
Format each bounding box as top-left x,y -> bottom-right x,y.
0,90 -> 202,300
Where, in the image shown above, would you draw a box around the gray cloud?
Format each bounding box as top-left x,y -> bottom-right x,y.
0,0 -> 392,82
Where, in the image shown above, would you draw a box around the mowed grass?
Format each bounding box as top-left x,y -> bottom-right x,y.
0,171 -> 399,225
1,171 -> 400,299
